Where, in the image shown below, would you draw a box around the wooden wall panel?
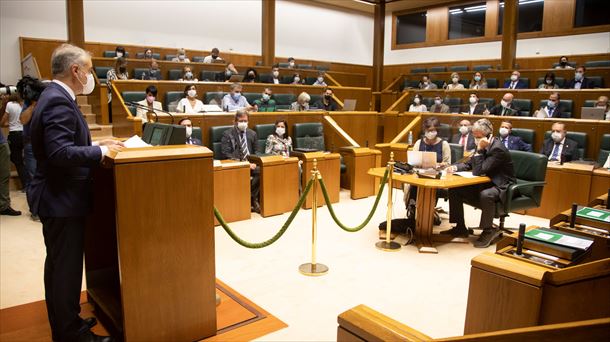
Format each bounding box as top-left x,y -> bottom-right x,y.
426,7 -> 448,43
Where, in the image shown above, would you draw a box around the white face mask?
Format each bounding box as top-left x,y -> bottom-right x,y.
187,89 -> 197,98
77,70 -> 95,95
469,97 -> 477,104
510,75 -> 518,82
499,127 -> 509,137
262,93 -> 270,101
237,121 -> 248,132
185,126 -> 192,138
272,71 -> 279,77
116,52 -> 123,58
289,62 -> 295,67
434,99 -> 442,106
425,131 -> 437,140
459,125 -> 469,135
414,98 -> 420,104
452,77 -> 459,83
501,100 -> 510,108
317,77 -> 324,83
294,77 -> 300,83
551,131 -> 563,142
276,127 -> 285,136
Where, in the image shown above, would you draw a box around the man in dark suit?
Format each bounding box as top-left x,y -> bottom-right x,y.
533,92 -> 569,118
442,118 -> 516,248
502,70 -> 528,89
450,119 -> 476,151
220,110 -> 260,212
485,93 -> 521,116
178,118 -> 202,145
28,44 -> 121,342
498,120 -> 532,152
540,122 -> 580,162
564,66 -> 594,89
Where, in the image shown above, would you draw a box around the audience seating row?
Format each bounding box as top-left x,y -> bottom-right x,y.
401,75 -> 605,90
408,60 -> 610,73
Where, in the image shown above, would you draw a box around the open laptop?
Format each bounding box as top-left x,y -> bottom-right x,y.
581,107 -> 605,120
228,74 -> 244,82
342,99 -> 357,111
407,151 -> 437,169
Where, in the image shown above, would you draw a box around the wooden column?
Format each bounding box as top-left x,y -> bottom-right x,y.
262,0 -> 276,66
501,0 -> 518,70
373,0 -> 385,112
66,0 -> 85,48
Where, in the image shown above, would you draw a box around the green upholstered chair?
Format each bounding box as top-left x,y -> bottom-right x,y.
479,98 -> 495,109
401,79 -> 420,90
103,51 -> 129,58
411,68 -> 427,74
504,77 -> 530,88
204,92 -> 225,105
94,66 -> 112,84
538,99 -> 573,118
164,91 -> 184,112
449,143 -> 465,164
305,77 -> 318,85
135,52 -> 160,59
512,99 -> 532,116
473,65 -> 492,71
583,100 -> 597,107
192,56 -> 205,63
486,78 -> 498,88
168,69 -> 182,80
133,68 -> 148,80
511,128 -> 535,145
552,62 -> 576,68
255,124 -> 276,154
429,66 -> 447,73
458,79 -> 470,88
432,80 -> 445,89
584,60 -> 610,68
298,64 -> 313,69
200,71 -> 219,82
209,125 -> 234,159
121,91 -> 146,116
544,131 -> 587,160
598,134 -> 610,166
309,94 -> 323,108
278,62 -> 290,68
449,65 -> 468,72
422,97 -> 435,109
165,54 -> 176,61
293,122 -> 347,173
192,127 -> 202,143
258,73 -> 273,83
443,97 -> 462,112
587,76 -> 604,88
315,65 -> 330,71
281,75 -> 294,84
273,93 -> 296,110
243,92 -> 261,105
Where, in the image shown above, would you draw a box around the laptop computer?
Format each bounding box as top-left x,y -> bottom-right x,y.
581,107 -> 605,120
342,99 -> 357,111
228,74 -> 244,82
407,151 -> 437,169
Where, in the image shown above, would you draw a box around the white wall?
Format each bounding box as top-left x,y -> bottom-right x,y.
0,0 -> 67,85
276,0 -> 374,65
384,13 -> 610,65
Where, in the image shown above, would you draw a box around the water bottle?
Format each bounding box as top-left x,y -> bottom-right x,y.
408,131 -> 413,145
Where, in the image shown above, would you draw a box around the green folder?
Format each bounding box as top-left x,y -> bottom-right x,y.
576,207 -> 610,223
524,228 -> 594,251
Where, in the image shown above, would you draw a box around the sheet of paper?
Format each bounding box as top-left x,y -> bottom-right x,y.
123,135 -> 151,148
454,171 -> 478,179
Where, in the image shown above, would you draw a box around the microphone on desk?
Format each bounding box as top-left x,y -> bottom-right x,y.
570,202 -> 578,228
607,189 -> 610,210
125,101 -> 175,124
516,223 -> 526,256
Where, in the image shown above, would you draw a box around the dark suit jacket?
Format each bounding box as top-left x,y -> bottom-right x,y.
489,103 -> 521,116
464,103 -> 486,115
540,137 -> 580,162
312,100 -> 338,111
499,135 -> 532,152
564,77 -> 594,89
187,137 -> 202,146
503,79 -> 528,89
221,126 -> 258,160
539,106 -> 569,119
450,133 -> 476,151
28,82 -> 102,217
456,137 -> 516,202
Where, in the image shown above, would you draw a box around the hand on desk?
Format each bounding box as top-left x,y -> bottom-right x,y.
98,139 -> 125,147
446,165 -> 458,173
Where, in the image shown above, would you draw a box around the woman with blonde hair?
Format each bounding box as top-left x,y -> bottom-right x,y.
290,92 -> 310,111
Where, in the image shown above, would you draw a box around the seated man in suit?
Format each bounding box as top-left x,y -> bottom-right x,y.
533,92 -> 569,118
540,122 -> 579,162
220,110 -> 261,212
450,119 -> 476,151
464,92 -> 486,115
565,66 -> 594,89
312,88 -> 339,111
497,120 -> 532,152
503,70 -> 528,89
484,93 -> 521,116
179,118 -> 202,145
418,75 -> 438,90
442,118 -> 516,248
429,94 -> 449,113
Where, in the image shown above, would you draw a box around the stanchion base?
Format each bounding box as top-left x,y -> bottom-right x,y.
375,240 -> 402,251
299,263 -> 329,276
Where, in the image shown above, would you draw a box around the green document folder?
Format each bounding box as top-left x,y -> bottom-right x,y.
576,207 -> 610,223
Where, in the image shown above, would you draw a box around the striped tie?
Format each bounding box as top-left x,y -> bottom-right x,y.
240,133 -> 249,160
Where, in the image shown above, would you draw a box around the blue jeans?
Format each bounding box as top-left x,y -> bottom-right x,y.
23,143 -> 36,191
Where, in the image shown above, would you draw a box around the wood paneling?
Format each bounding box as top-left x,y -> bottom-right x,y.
251,156 -> 300,217
261,0 -> 275,67
66,0 -> 84,48
426,7 -> 449,43
214,162 -> 251,224
295,152 -> 341,209
501,0 -> 518,70
590,169 -> 610,202
543,0 -> 576,34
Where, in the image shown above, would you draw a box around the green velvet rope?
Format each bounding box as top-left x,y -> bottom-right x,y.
214,176 -> 314,249
318,168 -> 389,232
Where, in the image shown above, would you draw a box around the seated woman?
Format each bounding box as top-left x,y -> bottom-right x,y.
404,117 -> 451,220
136,85 -> 163,124
408,94 -> 427,112
145,60 -> 162,80
243,68 -> 259,83
290,73 -> 303,85
539,72 -> 559,89
445,72 -> 465,90
176,84 -> 204,114
469,72 -> 487,89
179,66 -> 198,82
114,46 -> 126,58
265,120 -> 292,157
312,73 -> 327,86
554,56 -> 573,69
290,92 -> 310,111
143,49 -> 153,59
172,48 -> 190,63
106,57 -> 129,103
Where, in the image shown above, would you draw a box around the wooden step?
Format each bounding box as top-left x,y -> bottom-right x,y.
89,124 -> 113,139
79,104 -> 92,114
84,113 -> 96,125
77,95 -> 88,105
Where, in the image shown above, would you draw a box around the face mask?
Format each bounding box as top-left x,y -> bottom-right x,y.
434,99 -> 442,106
225,70 -> 232,77
185,71 -> 193,79
276,127 -> 285,136
272,71 -> 279,77
185,126 -> 192,138
452,77 -> 459,83
146,95 -> 155,103
212,55 -> 218,59
510,75 -> 518,82
150,69 -> 157,74
232,92 -> 241,101
324,94 -> 332,100
597,104 -> 607,109
414,98 -> 420,104
317,77 -> 324,83
289,62 -> 295,67
248,72 -> 255,78
187,89 -> 197,98
77,70 -> 95,95
547,100 -> 556,108
237,121 -> 248,132
119,66 -> 126,74
560,61 -> 567,66
425,131 -> 437,140
499,127 -> 509,137
294,77 -> 300,83
179,54 -> 185,60
469,97 -> 477,104
262,93 -> 270,101
575,72 -> 583,81
474,76 -> 481,82
501,100 -> 510,108
546,79 -> 553,84
459,125 -> 469,135
551,131 -> 563,142
116,52 -> 123,58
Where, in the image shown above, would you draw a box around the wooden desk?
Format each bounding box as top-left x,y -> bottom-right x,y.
293,151 -> 341,209
591,168 -> 610,202
339,147 -> 381,199
214,160 -> 251,225
368,167 -> 490,253
248,155 -> 300,217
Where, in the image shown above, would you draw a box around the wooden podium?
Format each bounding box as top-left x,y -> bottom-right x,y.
84,145 -> 217,341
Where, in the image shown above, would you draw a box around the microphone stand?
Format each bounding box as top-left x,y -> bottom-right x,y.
125,101 -> 175,124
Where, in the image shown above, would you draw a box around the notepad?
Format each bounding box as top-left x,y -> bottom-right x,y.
577,207 -> 610,222
123,135 -> 151,148
454,171 -> 478,179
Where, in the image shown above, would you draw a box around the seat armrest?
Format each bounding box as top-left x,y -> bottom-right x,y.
505,181 -> 546,212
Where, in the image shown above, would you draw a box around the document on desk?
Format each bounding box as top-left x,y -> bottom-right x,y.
123,135 -> 151,148
454,171 -> 479,179
525,228 -> 594,251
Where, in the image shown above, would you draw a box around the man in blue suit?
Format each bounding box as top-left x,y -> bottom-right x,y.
497,120 -> 532,152
28,43 -> 122,342
178,118 -> 202,145
503,70 -> 528,89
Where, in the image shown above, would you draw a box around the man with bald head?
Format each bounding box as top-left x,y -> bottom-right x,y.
485,93 -> 521,116
450,119 -> 476,151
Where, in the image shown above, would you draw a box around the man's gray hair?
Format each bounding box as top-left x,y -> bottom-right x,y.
234,109 -> 249,120
473,118 -> 493,135
230,82 -> 242,91
51,43 -> 89,77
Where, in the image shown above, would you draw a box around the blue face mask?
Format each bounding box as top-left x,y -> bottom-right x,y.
547,100 -> 556,108
474,76 -> 481,82
232,93 -> 241,101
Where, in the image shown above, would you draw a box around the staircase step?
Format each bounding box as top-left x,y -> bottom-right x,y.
84,113 -> 96,125
89,124 -> 113,139
77,96 -> 88,105
79,104 -> 92,114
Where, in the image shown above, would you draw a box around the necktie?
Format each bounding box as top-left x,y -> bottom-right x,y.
240,133 -> 249,159
548,108 -> 554,117
502,107 -> 506,116
460,135 -> 466,146
511,82 -> 516,89
550,142 -> 561,160
502,138 -> 508,148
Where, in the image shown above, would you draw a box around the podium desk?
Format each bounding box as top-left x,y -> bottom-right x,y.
591,168 -> 610,202
85,145 -> 217,341
292,151 -> 341,209
248,155 -> 300,217
368,167 -> 490,253
339,147 -> 382,199
214,160 -> 251,225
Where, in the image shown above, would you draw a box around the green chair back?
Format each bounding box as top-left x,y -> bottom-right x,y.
552,62 -> 576,68
293,122 -> 325,151
443,97 -> 462,112
536,77 -> 565,88
133,68 -> 148,80
504,77 -> 530,88
449,65 -> 468,72
205,92 -> 225,105
165,54 -> 176,61
429,66 -> 446,73
242,92 -> 260,106
192,56 -> 205,63
598,134 -> 610,166
583,100 -> 597,107
449,143 -> 464,164
486,78 -> 498,88
168,69 -> 182,80
200,71 -> 220,82
315,65 -> 330,71
255,124 -> 276,153
103,51 -> 130,58
121,91 -> 146,116
94,66 -> 112,84
511,128 -> 535,145
584,60 -> 610,68
508,150 -> 548,211
164,91 -> 184,111
209,125 -> 234,159
479,98 -> 495,109
278,62 -> 290,68
401,79 -> 420,90
298,64 -> 313,69
473,65 -> 492,71
305,77 -> 317,85
310,95 -> 323,108
273,93 -> 296,110
411,68 -> 427,74
588,76 -> 604,88
192,127 -> 202,143
512,98 -> 532,116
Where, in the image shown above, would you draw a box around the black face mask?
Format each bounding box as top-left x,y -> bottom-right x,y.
560,61 -> 567,66
212,55 -> 218,59
248,73 -> 255,78
119,66 -> 126,74
324,95 -> 332,100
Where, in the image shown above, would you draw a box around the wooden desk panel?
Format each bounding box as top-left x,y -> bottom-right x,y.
590,169 -> 610,202
214,161 -> 251,225
251,156 -> 300,217
340,147 -> 381,199
295,152 -> 341,209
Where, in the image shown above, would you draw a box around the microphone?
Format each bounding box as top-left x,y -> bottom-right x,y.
516,223 -> 525,256
570,203 -> 577,228
125,101 -> 175,124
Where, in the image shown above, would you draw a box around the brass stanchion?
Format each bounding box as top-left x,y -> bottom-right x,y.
376,152 -> 401,251
299,159 -> 329,276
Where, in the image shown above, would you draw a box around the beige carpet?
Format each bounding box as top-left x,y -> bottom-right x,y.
0,188 -> 548,341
